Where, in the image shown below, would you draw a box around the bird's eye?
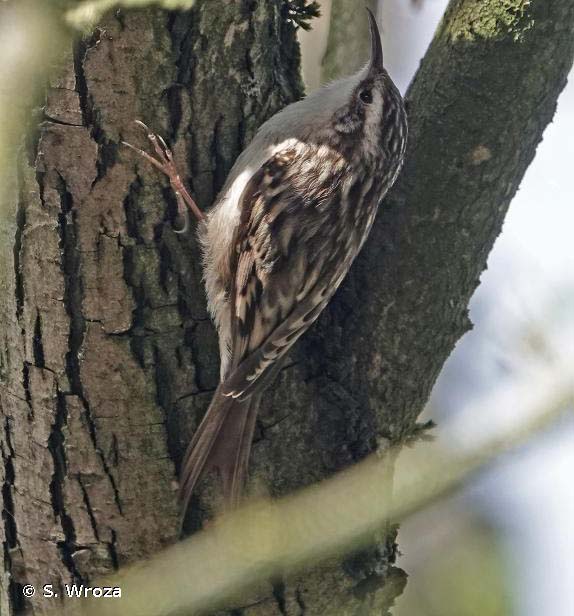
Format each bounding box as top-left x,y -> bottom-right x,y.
359,89 -> 373,104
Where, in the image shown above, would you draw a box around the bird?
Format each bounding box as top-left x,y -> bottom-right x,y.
123,9 -> 407,518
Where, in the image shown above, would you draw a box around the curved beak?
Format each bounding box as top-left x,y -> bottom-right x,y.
366,8 -> 384,73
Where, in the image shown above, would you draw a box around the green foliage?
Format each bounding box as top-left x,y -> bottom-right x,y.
285,0 -> 321,31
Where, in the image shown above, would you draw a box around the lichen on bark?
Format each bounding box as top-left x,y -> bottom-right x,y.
445,0 -> 535,42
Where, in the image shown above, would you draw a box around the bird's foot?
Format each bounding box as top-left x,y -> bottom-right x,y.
122,121 -> 205,233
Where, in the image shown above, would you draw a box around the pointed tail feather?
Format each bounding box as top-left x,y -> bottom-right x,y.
225,393 -> 260,508
179,387 -> 232,513
179,387 -> 260,518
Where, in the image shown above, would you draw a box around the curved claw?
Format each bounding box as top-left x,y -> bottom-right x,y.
157,134 -> 170,154
173,207 -> 189,234
134,119 -> 150,132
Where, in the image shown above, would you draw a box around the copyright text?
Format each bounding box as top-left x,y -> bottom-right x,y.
22,584 -> 122,599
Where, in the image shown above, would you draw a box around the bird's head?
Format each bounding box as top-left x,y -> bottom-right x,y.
253,9 -> 407,170
331,9 -> 407,161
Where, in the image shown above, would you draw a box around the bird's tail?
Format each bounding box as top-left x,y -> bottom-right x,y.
179,386 -> 260,518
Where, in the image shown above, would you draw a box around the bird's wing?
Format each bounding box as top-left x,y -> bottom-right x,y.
222,144 -> 346,400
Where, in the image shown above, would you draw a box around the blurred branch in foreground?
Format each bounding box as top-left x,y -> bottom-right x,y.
65,0 -> 195,30
61,377 -> 572,616
0,2 -> 69,216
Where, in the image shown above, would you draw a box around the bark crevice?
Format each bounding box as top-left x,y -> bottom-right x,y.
12,182 -> 26,323
76,476 -> 99,542
1,417 -> 24,614
48,391 -> 82,583
73,31 -> 116,187
271,579 -> 288,616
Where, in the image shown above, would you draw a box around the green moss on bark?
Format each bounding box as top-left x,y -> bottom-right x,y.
444,0 -> 534,42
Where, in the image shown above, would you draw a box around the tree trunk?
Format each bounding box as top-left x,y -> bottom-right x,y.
0,3 -> 303,613
0,1 -> 573,615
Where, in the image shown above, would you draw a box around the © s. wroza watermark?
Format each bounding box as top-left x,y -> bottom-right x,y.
22,584 -> 121,599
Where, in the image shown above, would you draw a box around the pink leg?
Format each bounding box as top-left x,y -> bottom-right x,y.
122,121 -> 205,233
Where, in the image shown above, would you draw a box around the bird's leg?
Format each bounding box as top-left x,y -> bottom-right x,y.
122,121 -> 205,233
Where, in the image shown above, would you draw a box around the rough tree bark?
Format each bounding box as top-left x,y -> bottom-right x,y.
0,2 -> 303,613
0,0 -> 573,615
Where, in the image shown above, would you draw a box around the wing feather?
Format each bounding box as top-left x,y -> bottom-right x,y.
222,144 -> 348,399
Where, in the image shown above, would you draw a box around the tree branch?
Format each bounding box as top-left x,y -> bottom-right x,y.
246,1 -> 574,608
321,0 -> 379,80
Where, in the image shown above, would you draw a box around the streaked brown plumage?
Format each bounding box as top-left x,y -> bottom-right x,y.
125,9 -> 407,518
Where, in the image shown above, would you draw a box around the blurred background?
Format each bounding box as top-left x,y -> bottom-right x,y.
300,1 -> 573,615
